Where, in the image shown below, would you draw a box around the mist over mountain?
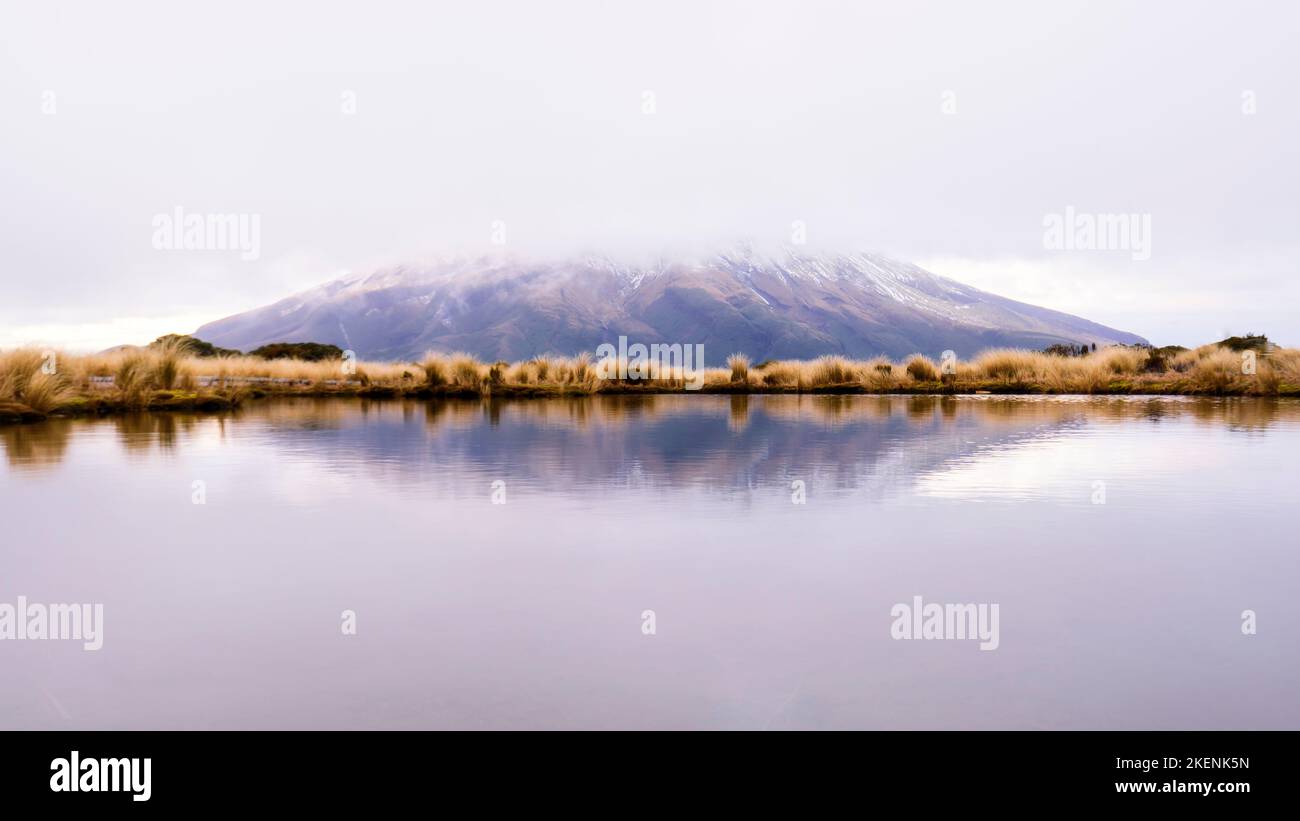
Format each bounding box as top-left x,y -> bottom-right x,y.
194,250 -> 1147,363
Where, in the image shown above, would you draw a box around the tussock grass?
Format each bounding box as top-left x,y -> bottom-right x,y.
726,353 -> 750,384
113,351 -> 154,406
807,355 -> 856,386
974,349 -> 1039,381
904,355 -> 939,382
532,357 -> 551,382
570,352 -> 595,386
1186,348 -> 1247,394
506,362 -> 534,385
3,339 -> 1298,425
450,353 -> 484,388
0,349 -> 49,402
861,356 -> 900,391
14,370 -> 73,413
420,353 -> 449,387
151,336 -> 189,390
758,361 -> 800,387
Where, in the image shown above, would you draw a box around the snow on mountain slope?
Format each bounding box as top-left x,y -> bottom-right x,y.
195,249 -> 1147,363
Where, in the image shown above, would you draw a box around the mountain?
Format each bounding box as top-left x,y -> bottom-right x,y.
194,250 -> 1147,363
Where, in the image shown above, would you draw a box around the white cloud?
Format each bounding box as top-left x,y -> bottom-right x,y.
0,313 -> 220,354
919,254 -> 1299,347
0,0 -> 1297,347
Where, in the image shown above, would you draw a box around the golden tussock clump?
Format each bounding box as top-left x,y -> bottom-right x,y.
726,353 -> 750,384
3,338 -> 1299,424
904,355 -> 939,382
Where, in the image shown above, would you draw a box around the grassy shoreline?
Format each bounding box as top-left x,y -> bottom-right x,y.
2,341 -> 1297,425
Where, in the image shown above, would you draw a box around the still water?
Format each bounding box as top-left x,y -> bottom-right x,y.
2,395 -> 1297,729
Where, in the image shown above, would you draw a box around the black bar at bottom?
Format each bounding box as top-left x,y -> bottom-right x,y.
4,730 -> 1285,808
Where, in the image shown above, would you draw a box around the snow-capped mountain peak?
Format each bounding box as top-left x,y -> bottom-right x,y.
196,249 -> 1146,363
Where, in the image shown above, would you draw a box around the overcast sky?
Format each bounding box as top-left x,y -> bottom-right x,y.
1,0 -> 1297,351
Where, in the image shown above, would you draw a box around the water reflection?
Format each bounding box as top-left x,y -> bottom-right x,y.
4,394 -> 1299,730
5,395 -> 1299,477
0,418 -> 75,468
5,396 -> 1299,512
